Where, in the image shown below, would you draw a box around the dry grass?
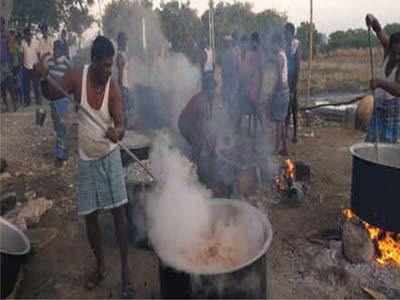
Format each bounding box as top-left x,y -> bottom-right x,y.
297,48 -> 384,97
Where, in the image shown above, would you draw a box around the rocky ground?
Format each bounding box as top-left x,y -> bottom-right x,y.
1,105 -> 399,299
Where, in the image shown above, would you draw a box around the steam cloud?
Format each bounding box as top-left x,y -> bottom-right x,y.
146,133 -> 212,270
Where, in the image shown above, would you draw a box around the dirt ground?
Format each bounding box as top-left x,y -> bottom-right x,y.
1,106 -> 399,299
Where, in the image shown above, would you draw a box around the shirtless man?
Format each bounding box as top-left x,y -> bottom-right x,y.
366,14 -> 400,143
37,36 -> 133,298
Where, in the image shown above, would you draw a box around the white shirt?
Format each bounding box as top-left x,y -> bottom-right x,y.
278,49 -> 288,88
21,39 -> 39,70
38,36 -> 54,60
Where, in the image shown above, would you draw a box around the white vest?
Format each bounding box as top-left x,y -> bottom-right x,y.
278,49 -> 288,88
78,65 -> 117,160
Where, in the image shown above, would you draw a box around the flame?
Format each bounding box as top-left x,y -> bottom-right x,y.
343,209 -> 400,266
275,160 -> 296,192
285,159 -> 295,179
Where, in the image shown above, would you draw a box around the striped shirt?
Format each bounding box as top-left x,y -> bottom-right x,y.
48,55 -> 71,79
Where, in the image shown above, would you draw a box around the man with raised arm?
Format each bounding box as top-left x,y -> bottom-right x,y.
37,36 -> 133,298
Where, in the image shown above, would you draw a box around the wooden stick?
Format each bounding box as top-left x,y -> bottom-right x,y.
46,75 -> 156,181
306,0 -> 314,106
368,28 -> 379,158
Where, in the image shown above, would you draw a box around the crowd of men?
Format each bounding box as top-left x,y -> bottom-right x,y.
182,23 -> 301,163
1,18 -> 70,112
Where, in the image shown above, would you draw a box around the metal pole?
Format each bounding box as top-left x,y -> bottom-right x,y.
307,0 -> 313,105
305,0 -> 314,133
209,0 -> 216,65
97,0 -> 103,35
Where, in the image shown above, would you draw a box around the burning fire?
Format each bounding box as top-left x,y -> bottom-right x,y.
285,159 -> 295,179
275,159 -> 295,192
343,209 -> 400,266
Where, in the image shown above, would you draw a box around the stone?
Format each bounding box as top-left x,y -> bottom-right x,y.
342,221 -> 375,264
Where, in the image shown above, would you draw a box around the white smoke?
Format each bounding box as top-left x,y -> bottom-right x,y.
146,133 -> 212,270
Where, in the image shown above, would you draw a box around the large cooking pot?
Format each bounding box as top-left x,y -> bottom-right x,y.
0,217 -> 31,298
120,131 -> 152,167
157,199 -> 273,299
350,143 -> 400,233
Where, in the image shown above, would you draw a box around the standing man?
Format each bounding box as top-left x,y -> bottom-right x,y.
271,32 -> 290,156
21,27 -> 41,106
116,32 -> 130,126
0,17 -> 17,112
37,36 -> 133,298
38,23 -> 53,61
247,32 -> 264,120
366,14 -> 400,143
43,40 -> 72,167
284,23 -> 301,143
59,29 -> 70,59
8,28 -> 23,107
221,35 -> 239,117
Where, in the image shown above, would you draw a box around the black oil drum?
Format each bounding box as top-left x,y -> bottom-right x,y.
155,199 -> 273,299
350,143 -> 400,233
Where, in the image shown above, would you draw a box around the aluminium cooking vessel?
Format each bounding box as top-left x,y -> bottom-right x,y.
0,217 -> 31,298
157,198 -> 273,299
350,143 -> 400,233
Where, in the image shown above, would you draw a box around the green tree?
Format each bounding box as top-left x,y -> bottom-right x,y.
64,2 -> 95,49
158,1 -> 203,62
10,0 -> 94,33
102,0 -> 166,59
328,28 -> 378,51
202,1 -> 256,49
296,22 -> 323,58
10,0 -> 94,51
255,9 -> 287,34
384,23 -> 400,36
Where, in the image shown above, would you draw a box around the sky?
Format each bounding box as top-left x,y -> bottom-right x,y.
95,0 -> 399,35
